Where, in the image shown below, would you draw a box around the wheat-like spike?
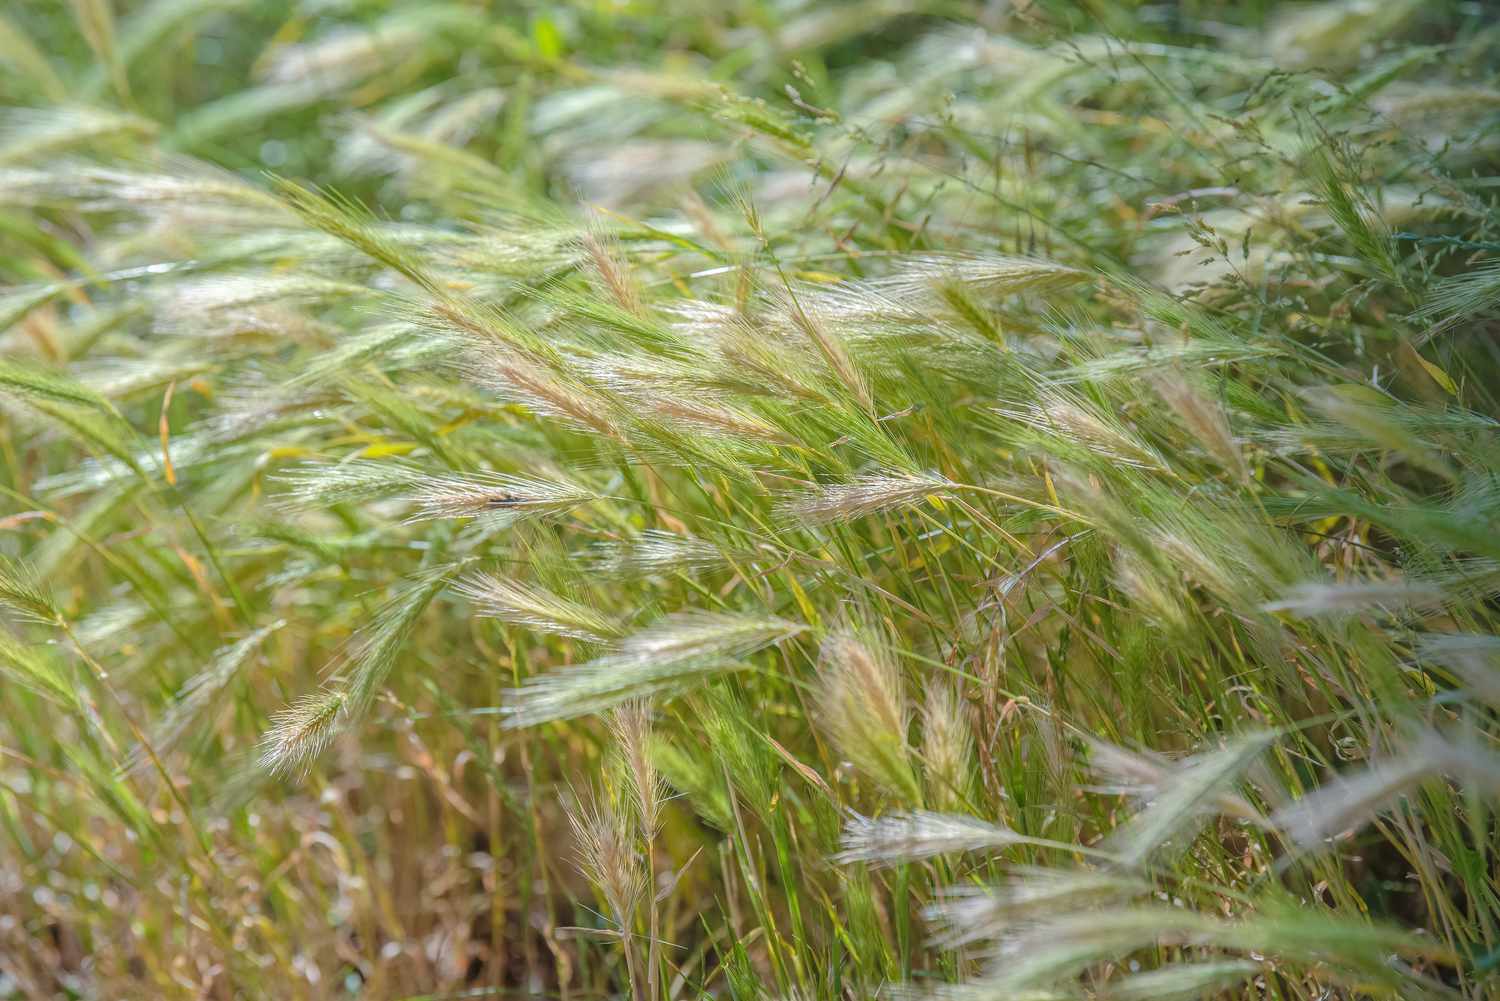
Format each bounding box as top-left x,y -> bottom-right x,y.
258,687 -> 349,778
835,811 -> 1020,866
465,343 -> 623,438
125,620 -> 284,774
1103,732 -> 1273,869
0,557 -> 62,625
1414,633 -> 1500,705
502,612 -> 804,727
1271,731 -> 1500,850
923,868 -> 1148,949
780,472 -> 951,525
610,699 -> 664,835
587,530 -> 736,578
404,470 -> 594,524
1148,372 -> 1248,481
454,571 -> 619,641
0,628 -> 75,707
259,564 -> 461,777
274,459 -> 427,509
922,679 -> 974,810
0,356 -> 118,413
867,253 -> 1090,305
999,392 -> 1167,470
567,790 -> 645,931
816,627 -> 919,801
0,106 -> 156,164
1261,579 -> 1448,617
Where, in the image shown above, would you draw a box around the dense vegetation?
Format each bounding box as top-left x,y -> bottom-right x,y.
1,0 -> 1499,998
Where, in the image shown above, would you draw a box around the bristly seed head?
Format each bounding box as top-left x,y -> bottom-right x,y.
780,472 -> 951,525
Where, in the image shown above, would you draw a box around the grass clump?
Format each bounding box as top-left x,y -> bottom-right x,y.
1,0 -> 1500,999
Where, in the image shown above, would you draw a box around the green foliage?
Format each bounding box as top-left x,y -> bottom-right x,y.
1,0 -> 1499,999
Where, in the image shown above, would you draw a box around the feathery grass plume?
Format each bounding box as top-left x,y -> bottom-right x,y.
6,160 -> 287,216
1271,730 -> 1500,851
261,6 -> 480,91
816,627 -> 919,801
2,0 -> 1499,992
0,628 -> 76,707
614,611 -> 803,663
644,397 -> 791,444
1083,735 -> 1268,823
11,396 -> 147,481
1261,578 -> 1448,618
464,343 -> 623,439
970,896 -> 1439,995
72,356 -> 212,401
345,121 -> 517,206
123,621 -> 283,774
1300,386 -> 1455,480
704,316 -> 833,404
0,357 -> 118,413
877,253 -> 1090,301
608,698 -> 665,1001
1415,633 -> 1500,705
999,392 -> 1166,471
587,529 -> 735,578
567,789 -> 646,946
794,277 -> 929,327
780,472 -> 950,526
576,351 -> 709,398
270,177 -> 442,295
1415,259 -> 1500,332
0,106 -> 155,164
288,322 -> 439,386
339,563 -> 465,715
580,227 -> 644,317
1310,145 -> 1409,291
502,612 -> 804,727
151,274 -> 370,325
1102,732 -> 1272,869
404,470 -> 594,525
1112,547 -> 1189,629
454,571 -> 619,641
1147,372 -> 1247,481
966,906 -> 1224,993
610,700 -> 663,835
695,687 -> 780,815
835,811 -> 1020,866
1265,402 -> 1500,464
258,687 -> 349,779
924,869 -> 1148,949
1266,0 -> 1423,68
774,285 -> 874,412
1105,271 -> 1238,343
922,678 -> 974,810
1094,961 -> 1261,1001
1227,906 -> 1450,996
274,459 -> 427,510
0,557 -> 62,625
565,138 -> 725,207
67,599 -> 156,655
651,734 -> 733,830
1049,337 -> 1278,386
260,564 -> 461,776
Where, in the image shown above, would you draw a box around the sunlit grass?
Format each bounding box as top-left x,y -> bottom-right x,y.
0,1 -> 1498,999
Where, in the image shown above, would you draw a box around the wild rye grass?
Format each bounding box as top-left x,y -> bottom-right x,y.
1,1 -> 1499,999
